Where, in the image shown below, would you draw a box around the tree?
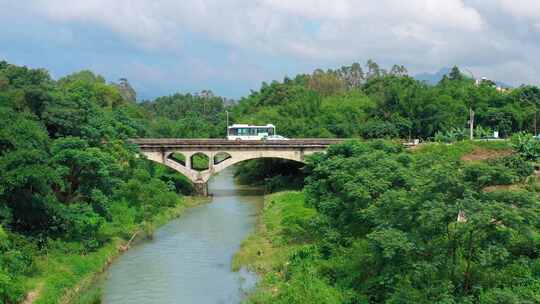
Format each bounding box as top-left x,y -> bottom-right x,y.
448,66 -> 464,81
308,70 -> 345,97
366,59 -> 384,79
513,85 -> 540,134
302,140 -> 540,302
49,137 -> 116,204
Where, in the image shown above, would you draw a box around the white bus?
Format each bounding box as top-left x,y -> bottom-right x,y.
227,124 -> 286,140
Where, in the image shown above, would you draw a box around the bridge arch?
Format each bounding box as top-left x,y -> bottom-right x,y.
132,138 -> 341,195
211,154 -> 305,178
141,150 -> 311,195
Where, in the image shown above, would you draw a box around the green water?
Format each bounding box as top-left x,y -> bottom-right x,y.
102,168 -> 262,303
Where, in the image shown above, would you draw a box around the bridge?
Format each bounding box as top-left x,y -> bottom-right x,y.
130,139 -> 342,195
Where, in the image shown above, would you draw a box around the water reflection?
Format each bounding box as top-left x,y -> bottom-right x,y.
102,168 -> 261,304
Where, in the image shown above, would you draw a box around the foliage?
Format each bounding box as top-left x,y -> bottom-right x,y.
511,132 -> 540,161
0,61 -> 189,302
234,159 -> 305,192
488,154 -> 534,180
240,141 -> 540,303
434,128 -> 467,143
2,58 -> 540,303
463,162 -> 518,188
141,91 -> 227,138
232,62 -> 539,186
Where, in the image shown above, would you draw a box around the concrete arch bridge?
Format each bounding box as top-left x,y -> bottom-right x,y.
130,139 -> 342,195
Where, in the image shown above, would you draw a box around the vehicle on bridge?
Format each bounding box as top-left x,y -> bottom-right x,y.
227,124 -> 288,140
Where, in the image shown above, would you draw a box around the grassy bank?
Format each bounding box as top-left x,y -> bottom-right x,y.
23,196 -> 209,304
414,140 -> 512,161
233,191 -> 338,303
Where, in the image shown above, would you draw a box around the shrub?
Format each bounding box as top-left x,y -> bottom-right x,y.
488,155 -> 534,180
360,120 -> 399,139
434,128 -> 467,143
57,203 -> 104,252
0,269 -> 26,304
511,132 -> 540,161
463,163 -> 518,188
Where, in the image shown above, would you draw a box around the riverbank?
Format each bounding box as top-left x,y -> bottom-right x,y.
232,191 -> 328,303
22,196 -> 209,304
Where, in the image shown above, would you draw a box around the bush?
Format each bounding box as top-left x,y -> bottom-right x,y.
360,120 -> 399,139
274,263 -> 343,304
511,132 -> 540,161
98,201 -> 137,240
0,225 -> 7,248
59,203 -> 104,252
158,171 -> 194,195
463,162 -> 518,188
434,128 -> 467,143
475,125 -> 494,138
0,269 -> 26,304
488,155 -> 534,180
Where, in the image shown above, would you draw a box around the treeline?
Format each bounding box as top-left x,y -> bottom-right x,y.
230,62 -> 540,189
231,63 -> 540,140
244,140 -> 540,303
140,90 -> 227,138
233,61 -> 540,139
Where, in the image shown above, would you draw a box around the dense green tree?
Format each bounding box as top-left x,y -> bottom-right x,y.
0,61 -> 191,301
297,140 -> 540,302
49,137 -> 117,203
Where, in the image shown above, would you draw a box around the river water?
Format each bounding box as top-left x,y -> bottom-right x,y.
102,168 -> 262,304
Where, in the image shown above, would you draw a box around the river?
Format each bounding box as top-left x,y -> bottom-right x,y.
102,167 -> 262,304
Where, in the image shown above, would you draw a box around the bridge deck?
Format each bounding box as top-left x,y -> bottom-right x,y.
130,138 -> 344,149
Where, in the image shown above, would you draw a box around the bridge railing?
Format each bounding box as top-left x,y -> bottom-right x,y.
129,138 -> 345,148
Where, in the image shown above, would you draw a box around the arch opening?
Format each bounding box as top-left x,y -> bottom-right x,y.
191,152 -> 209,171
214,152 -> 232,165
229,157 -> 306,193
168,152 -> 186,166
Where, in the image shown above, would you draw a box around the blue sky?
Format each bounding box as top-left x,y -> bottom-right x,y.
1,1 -> 539,100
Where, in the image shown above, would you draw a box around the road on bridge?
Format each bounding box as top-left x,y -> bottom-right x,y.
129,138 -> 344,148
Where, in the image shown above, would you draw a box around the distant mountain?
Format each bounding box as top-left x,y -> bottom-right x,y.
414,67 -> 512,88
414,67 -> 451,85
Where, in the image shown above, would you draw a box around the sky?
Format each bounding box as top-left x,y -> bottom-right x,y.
1,0 -> 539,100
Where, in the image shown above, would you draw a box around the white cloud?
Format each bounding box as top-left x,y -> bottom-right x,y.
26,1 -> 484,53
5,0 -> 540,88
497,0 -> 540,19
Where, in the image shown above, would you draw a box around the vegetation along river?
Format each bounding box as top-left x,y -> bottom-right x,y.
102,167 -> 262,303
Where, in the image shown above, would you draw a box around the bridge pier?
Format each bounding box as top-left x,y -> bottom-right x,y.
194,182 -> 208,196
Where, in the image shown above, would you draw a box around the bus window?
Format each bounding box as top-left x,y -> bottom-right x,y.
268,128 -> 275,135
